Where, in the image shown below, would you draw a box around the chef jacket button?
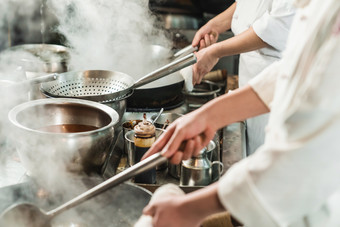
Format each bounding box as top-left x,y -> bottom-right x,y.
234,15 -> 238,19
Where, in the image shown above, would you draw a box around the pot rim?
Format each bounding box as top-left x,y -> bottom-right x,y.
8,98 -> 119,136
8,44 -> 70,64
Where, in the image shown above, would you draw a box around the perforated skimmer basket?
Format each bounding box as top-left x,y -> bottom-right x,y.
41,70 -> 136,103
41,54 -> 197,103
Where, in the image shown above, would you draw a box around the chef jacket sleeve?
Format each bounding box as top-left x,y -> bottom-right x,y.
248,61 -> 281,109
252,1 -> 296,52
216,35 -> 340,226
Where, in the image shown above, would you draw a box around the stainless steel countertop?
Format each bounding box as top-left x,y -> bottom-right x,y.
221,122 -> 246,173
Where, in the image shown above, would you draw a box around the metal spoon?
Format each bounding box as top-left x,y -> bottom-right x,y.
151,108 -> 164,124
0,152 -> 168,227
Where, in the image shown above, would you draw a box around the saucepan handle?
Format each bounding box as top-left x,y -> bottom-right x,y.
23,73 -> 59,86
173,45 -> 198,58
132,53 -> 197,89
211,161 -> 224,182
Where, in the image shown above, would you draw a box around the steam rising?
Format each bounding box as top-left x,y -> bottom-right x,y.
1,0 -> 166,225
47,0 -> 172,78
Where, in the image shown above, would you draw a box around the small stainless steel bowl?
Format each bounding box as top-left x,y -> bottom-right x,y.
8,98 -> 119,178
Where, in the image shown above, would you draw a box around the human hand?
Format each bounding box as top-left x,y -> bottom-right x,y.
142,109 -> 216,164
143,195 -> 202,227
192,23 -> 219,50
192,47 -> 219,85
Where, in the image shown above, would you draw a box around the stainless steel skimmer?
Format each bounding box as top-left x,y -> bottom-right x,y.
41,53 -> 196,103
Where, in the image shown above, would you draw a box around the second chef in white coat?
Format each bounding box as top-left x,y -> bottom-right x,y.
191,0 -> 296,154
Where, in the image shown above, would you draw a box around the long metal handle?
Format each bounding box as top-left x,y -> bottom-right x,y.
173,45 -> 198,58
47,152 -> 167,217
21,73 -> 59,86
133,53 -> 197,89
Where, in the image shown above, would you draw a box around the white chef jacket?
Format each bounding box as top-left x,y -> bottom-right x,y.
218,0 -> 340,226
232,0 -> 296,155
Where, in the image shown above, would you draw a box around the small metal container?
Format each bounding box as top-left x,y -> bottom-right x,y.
169,140 -> 216,180
180,147 -> 223,186
124,128 -> 165,168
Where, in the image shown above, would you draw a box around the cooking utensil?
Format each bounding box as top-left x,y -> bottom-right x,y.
0,152 -> 167,227
41,53 -> 197,103
2,44 -> 70,100
151,112 -> 183,129
151,108 -> 164,124
180,147 -> 224,186
182,79 -> 222,111
0,180 -> 151,227
173,45 -> 198,58
8,98 -> 119,177
124,128 -> 165,167
126,45 -> 185,109
3,44 -> 70,74
10,73 -> 59,87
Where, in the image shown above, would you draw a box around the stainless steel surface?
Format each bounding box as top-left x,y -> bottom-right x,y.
8,98 -> 119,177
41,70 -> 135,102
150,112 -> 183,129
180,148 -> 213,186
5,44 -> 69,73
132,53 -> 196,88
0,153 -> 165,226
41,53 -> 196,103
15,73 -> 58,86
206,140 -> 217,162
0,181 -> 151,227
136,45 -> 183,89
173,45 -> 198,58
182,80 -> 222,111
222,122 -> 247,173
4,44 -> 70,100
151,108 -> 164,124
124,128 -> 165,167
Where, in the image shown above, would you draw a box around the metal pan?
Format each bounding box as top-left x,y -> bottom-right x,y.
40,53 -> 196,103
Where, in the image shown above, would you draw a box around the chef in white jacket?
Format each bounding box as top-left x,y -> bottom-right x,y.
142,0 -> 340,226
191,0 -> 295,155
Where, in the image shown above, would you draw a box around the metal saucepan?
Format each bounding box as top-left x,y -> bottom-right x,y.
1,44 -> 70,100
0,152 -> 167,227
3,44 -> 70,74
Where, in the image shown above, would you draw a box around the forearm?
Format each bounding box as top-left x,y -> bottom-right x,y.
210,27 -> 270,58
206,2 -> 236,34
199,85 -> 270,131
181,183 -> 225,222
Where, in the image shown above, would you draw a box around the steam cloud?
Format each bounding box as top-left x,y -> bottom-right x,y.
0,0 -> 168,225
47,0 -> 172,78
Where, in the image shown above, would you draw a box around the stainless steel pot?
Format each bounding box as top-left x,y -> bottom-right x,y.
8,98 -> 120,178
2,44 -> 70,100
